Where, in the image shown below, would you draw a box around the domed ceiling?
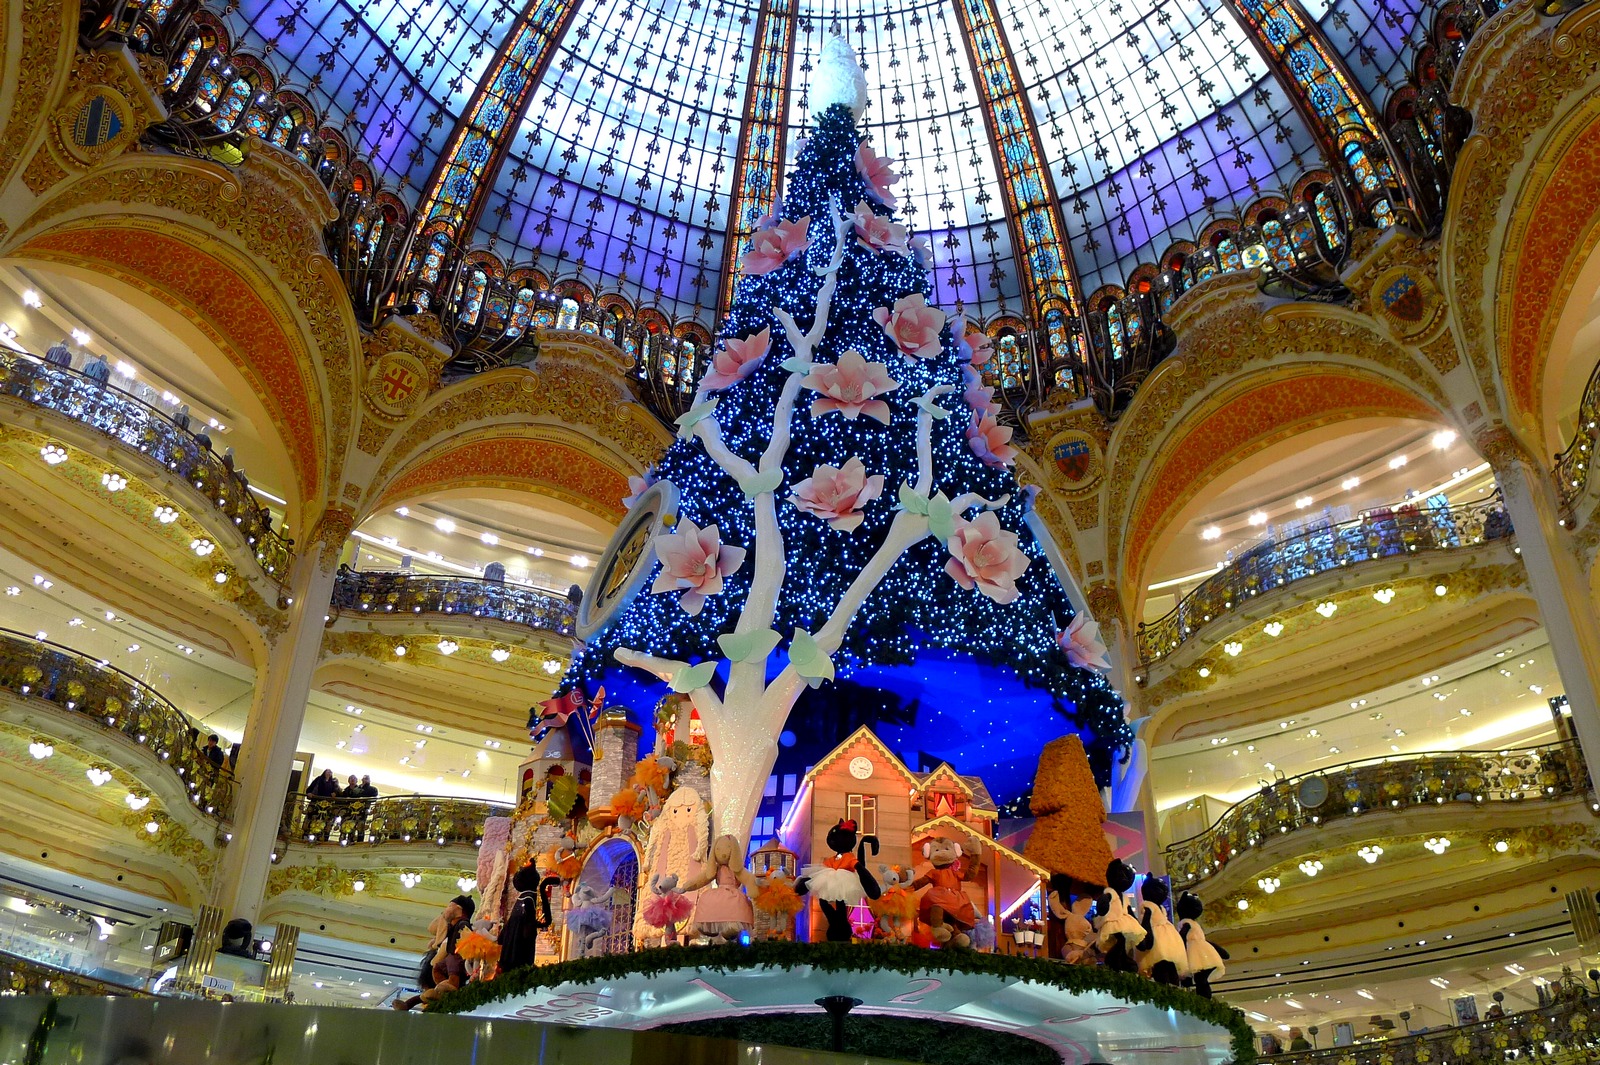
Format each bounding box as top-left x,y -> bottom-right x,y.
232,0 -> 1425,328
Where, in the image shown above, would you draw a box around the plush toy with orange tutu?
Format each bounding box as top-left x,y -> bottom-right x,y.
753,870 -> 804,937
548,836 -> 583,883
455,926 -> 501,980
609,788 -> 648,829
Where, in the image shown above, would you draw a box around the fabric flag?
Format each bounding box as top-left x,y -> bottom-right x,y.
531,689 -> 586,741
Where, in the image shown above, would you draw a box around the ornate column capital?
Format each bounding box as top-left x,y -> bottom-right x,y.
1086,580 -> 1127,631
310,505 -> 357,569
1472,423 -> 1540,473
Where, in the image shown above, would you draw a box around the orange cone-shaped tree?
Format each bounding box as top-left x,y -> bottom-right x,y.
1024,735 -> 1114,887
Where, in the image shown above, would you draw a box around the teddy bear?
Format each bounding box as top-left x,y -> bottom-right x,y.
1176,891 -> 1229,997
1095,859 -> 1142,972
682,834 -> 758,942
912,836 -> 977,948
870,865 -> 919,943
796,818 -> 881,941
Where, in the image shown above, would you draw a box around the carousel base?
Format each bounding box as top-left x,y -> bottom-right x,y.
437,942 -> 1255,1065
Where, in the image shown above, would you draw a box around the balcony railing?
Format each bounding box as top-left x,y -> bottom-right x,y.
278,794 -> 511,848
329,569 -> 576,637
0,628 -> 236,819
1555,359 -> 1600,509
1137,497 -> 1514,665
1164,740 -> 1590,890
0,351 -> 293,582
1263,993 -> 1600,1065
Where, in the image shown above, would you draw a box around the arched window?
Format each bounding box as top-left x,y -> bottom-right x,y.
1044,308 -> 1077,390
1107,305 -> 1127,362
166,36 -> 201,89
1195,252 -> 1217,283
459,269 -> 488,326
1261,219 -> 1296,271
1344,142 -> 1381,193
1240,235 -> 1268,270
364,214 -> 387,264
532,306 -> 556,331
993,333 -> 1023,389
145,0 -> 175,23
557,298 -> 580,331
608,308 -> 627,346
196,68 -> 224,112
1216,238 -> 1243,272
678,341 -> 699,389
213,78 -> 252,133
269,113 -> 295,147
1313,191 -> 1343,248
506,287 -> 537,337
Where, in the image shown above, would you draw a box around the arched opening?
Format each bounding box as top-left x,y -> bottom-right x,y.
1534,233 -> 1600,459
570,837 -> 639,958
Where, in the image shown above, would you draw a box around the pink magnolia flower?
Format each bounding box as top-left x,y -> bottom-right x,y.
790,457 -> 885,532
803,349 -> 900,423
650,519 -> 747,616
966,411 -> 1017,467
965,378 -> 1000,419
1058,613 -> 1111,673
873,293 -> 946,360
699,328 -> 771,391
909,234 -> 933,268
855,142 -> 900,207
622,468 -> 658,509
952,315 -> 993,368
742,216 -> 812,275
851,201 -> 910,256
944,511 -> 1030,604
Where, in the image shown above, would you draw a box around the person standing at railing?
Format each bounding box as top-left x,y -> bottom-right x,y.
82,353 -> 110,386
43,340 -> 71,367
202,734 -> 225,770
305,768 -> 341,841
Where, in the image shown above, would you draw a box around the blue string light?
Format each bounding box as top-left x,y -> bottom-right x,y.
562,104 -> 1129,788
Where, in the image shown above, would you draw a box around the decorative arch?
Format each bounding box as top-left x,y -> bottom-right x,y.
1496,100 -> 1600,448
1119,366 -> 1447,601
374,433 -> 630,523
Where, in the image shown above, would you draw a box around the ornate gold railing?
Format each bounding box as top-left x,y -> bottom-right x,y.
1264,994 -> 1600,1065
0,628 -> 236,819
0,951 -> 143,998
1137,497 -> 1513,665
279,794 -> 511,848
330,569 -> 576,636
1555,359 -> 1600,509
1164,740 -> 1590,890
0,351 -> 293,581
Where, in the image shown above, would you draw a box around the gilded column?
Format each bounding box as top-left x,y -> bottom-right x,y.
1478,426 -> 1600,775
208,509 -> 351,923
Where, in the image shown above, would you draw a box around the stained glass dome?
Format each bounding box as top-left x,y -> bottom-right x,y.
228,0 -> 1428,330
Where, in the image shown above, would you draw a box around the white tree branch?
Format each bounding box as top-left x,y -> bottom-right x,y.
914,384 -> 953,493
813,511 -> 930,652
692,416 -> 759,483
951,491 -> 1010,514
614,647 -> 726,716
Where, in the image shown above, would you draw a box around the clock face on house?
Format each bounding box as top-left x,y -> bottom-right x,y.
576,479 -> 678,641
848,756 -> 874,780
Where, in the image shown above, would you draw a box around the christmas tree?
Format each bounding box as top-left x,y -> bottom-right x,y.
563,37 -> 1128,842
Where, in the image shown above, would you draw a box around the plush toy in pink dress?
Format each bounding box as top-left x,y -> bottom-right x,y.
682,834 -> 757,942
642,873 -> 694,944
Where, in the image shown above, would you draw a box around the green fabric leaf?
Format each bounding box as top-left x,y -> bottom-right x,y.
927,491 -> 955,543
669,660 -> 719,692
913,390 -> 953,420
674,397 -> 718,437
737,468 -> 783,498
780,356 -> 811,374
789,627 -> 835,686
897,483 -> 930,515
716,628 -> 782,663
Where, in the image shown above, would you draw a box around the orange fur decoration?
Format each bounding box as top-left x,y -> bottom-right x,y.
455,930 -> 501,965
610,789 -> 647,820
754,876 -> 804,917
870,885 -> 918,921
630,754 -> 669,796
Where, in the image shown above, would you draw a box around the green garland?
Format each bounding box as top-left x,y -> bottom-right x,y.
659,1012 -> 1060,1065
433,941 -> 1257,1064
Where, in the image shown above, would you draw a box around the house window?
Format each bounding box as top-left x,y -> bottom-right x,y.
846,794 -> 877,836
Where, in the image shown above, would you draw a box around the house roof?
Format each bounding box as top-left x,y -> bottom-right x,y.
912,816 -> 1049,881
805,725 -> 920,790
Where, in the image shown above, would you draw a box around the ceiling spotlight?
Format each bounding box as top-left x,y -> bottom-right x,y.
1196,665 -> 1211,678
70,329 -> 91,345
479,531 -> 498,545
1341,476 -> 1360,490
542,657 -> 563,675
1201,525 -> 1221,541
490,645 -> 511,662
145,821 -> 160,835
352,879 -> 365,892
457,876 -> 478,893
1263,621 -> 1284,637
1493,839 -> 1509,853
570,554 -> 591,568
1434,584 -> 1448,596
1315,601 -> 1337,618
1357,845 -> 1383,863
21,289 -> 42,308
1223,641 -> 1243,657
437,638 -> 459,655
125,793 -> 150,811
213,571 -> 229,584
394,643 -> 408,657
190,539 -> 215,556
1389,455 -> 1407,469
434,517 -> 456,534
32,575 -> 51,588
1294,496 -> 1313,509
1372,586 -> 1394,604
1424,837 -> 1451,855
1248,511 -> 1267,526
86,766 -> 112,786
153,504 -> 179,524
39,443 -> 68,465
1298,859 -> 1323,877
27,739 -> 53,760
1257,877 -> 1280,894
1237,898 -> 1249,910
1432,429 -> 1457,449
101,471 -> 128,492
400,872 -> 421,888
115,361 -> 136,379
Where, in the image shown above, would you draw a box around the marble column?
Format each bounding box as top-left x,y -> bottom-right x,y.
208,514 -> 348,923
1480,427 -> 1600,775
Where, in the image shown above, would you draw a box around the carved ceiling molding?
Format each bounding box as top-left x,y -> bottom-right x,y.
0,0 -> 73,192
1441,4 -> 1600,424
10,151 -> 363,520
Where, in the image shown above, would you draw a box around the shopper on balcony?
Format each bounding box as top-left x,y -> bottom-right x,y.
43,339 -> 71,367
306,768 -> 340,798
82,353 -> 110,386
203,734 -> 225,769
